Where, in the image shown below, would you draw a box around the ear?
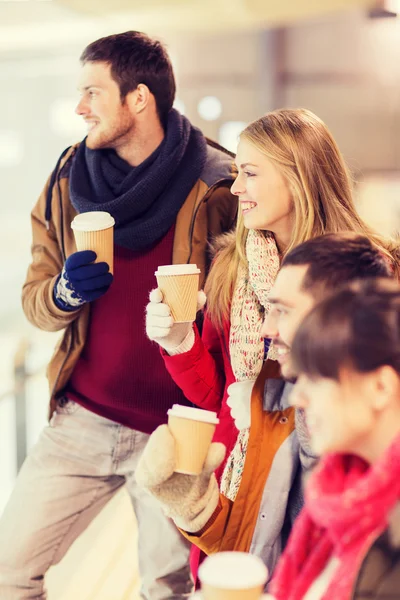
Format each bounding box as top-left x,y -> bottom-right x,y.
126,83 -> 151,115
369,365 -> 399,411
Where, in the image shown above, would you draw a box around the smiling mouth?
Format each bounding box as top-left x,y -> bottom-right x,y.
241,201 -> 257,214
275,345 -> 290,362
85,121 -> 98,132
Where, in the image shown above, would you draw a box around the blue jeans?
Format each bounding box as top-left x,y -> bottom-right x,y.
0,400 -> 192,599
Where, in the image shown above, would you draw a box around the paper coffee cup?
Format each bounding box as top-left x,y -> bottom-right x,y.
199,552 -> 268,600
71,211 -> 115,274
167,405 -> 219,475
155,264 -> 200,323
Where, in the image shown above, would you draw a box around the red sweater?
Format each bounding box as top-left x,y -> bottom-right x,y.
67,229 -> 191,433
162,315 -> 238,475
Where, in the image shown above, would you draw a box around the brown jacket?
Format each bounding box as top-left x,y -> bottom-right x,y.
22,143 -> 237,418
182,360 -> 303,579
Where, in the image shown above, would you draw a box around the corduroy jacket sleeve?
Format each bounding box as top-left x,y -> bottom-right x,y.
21,174 -> 83,332
162,312 -> 226,413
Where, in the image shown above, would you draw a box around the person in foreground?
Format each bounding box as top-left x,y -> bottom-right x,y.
0,31 -> 237,600
270,278 -> 400,600
138,233 -> 394,582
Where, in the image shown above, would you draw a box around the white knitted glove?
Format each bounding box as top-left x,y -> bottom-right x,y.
136,424 -> 225,533
146,288 -> 206,355
226,380 -> 256,430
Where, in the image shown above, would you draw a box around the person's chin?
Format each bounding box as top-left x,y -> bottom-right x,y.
86,130 -> 106,150
85,134 -> 99,149
278,357 -> 295,381
242,214 -> 263,230
311,437 -> 330,456
308,427 -> 333,455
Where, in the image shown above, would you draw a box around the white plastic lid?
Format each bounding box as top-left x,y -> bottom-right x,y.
71,211 -> 115,232
198,552 -> 268,589
167,404 -> 219,425
155,264 -> 200,276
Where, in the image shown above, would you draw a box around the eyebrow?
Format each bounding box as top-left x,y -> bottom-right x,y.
268,296 -> 294,308
78,85 -> 102,92
234,162 -> 259,169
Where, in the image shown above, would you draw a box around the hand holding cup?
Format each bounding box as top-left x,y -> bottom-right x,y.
146,284 -> 206,354
135,420 -> 225,533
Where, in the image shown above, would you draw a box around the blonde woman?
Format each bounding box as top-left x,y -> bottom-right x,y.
147,108 -> 397,469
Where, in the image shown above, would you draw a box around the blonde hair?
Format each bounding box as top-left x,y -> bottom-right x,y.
206,108 -> 399,327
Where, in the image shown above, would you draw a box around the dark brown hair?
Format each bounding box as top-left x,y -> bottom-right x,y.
80,31 -> 176,124
291,278 -> 400,381
281,232 -> 393,300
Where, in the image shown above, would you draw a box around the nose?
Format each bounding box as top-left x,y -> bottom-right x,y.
230,173 -> 245,196
75,97 -> 88,116
261,309 -> 278,339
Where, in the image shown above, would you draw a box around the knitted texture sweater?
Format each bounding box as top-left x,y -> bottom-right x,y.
67,229 -> 191,433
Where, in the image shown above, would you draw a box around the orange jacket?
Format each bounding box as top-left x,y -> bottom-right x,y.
182,359 -> 300,571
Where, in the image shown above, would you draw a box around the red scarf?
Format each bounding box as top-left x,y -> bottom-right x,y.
270,433 -> 400,600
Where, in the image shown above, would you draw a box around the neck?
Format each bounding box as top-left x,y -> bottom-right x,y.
271,216 -> 294,255
356,413 -> 400,464
273,231 -> 291,254
115,118 -> 165,167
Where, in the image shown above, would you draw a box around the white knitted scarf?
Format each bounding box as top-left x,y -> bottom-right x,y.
220,229 -> 280,501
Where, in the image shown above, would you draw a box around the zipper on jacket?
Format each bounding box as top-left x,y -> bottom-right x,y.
57,170 -> 66,262
187,178 -> 236,264
46,146 -> 78,404
45,145 -> 78,259
45,145 -> 71,230
55,147 -> 78,262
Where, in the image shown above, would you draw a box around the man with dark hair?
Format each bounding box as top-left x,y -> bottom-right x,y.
80,31 -> 176,125
0,31 -> 237,599
264,232 -> 392,379
135,232 -> 392,583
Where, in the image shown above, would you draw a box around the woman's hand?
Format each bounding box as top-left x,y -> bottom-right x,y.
146,288 -> 206,355
226,380 -> 256,430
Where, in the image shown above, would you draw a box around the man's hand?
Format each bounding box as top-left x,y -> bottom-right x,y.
136,424 -> 225,532
53,250 -> 113,311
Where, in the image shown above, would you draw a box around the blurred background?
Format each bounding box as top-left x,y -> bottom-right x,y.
1,0 -> 400,597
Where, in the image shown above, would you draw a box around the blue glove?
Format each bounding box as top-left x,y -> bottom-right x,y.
53,250 -> 113,311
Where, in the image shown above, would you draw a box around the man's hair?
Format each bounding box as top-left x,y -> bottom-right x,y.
80,31 -> 176,124
281,232 -> 392,299
291,278 -> 400,381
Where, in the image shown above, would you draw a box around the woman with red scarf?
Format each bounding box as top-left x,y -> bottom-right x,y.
270,278 -> 400,600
